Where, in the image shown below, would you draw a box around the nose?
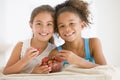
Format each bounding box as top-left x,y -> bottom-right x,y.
41,25 -> 48,32
65,25 -> 71,32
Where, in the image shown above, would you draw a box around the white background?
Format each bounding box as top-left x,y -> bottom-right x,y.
0,0 -> 120,67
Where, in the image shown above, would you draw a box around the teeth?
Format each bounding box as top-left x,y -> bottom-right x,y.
39,33 -> 48,36
65,32 -> 73,36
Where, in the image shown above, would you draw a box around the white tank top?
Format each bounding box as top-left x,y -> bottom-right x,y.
20,38 -> 55,73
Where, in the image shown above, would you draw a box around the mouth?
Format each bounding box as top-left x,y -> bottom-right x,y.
64,32 -> 75,37
39,33 -> 49,36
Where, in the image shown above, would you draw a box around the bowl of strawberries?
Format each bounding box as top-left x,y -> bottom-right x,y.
41,56 -> 63,73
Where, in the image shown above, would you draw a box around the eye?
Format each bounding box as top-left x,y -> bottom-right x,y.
36,22 -> 41,25
47,23 -> 53,26
70,22 -> 75,26
58,25 -> 64,29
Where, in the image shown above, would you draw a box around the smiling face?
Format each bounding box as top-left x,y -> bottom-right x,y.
57,11 -> 85,42
30,12 -> 54,42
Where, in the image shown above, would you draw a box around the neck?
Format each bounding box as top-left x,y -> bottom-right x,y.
63,38 -> 84,50
31,37 -> 48,50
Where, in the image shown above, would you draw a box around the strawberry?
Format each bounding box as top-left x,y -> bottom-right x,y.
41,62 -> 47,66
52,56 -> 63,62
48,62 -> 53,68
36,48 -> 40,51
41,56 -> 63,73
42,57 -> 49,63
48,60 -> 52,64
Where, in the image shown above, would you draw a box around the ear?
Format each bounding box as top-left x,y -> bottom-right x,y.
80,21 -> 85,29
29,22 -> 33,29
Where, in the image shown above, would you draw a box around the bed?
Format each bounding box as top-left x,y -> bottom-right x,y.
0,65 -> 120,80
0,44 -> 120,80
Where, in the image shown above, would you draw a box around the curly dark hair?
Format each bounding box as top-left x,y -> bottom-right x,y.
55,0 -> 91,33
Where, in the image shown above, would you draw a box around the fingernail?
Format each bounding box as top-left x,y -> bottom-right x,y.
49,67 -> 51,71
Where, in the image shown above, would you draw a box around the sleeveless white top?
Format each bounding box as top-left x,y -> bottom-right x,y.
20,38 -> 55,73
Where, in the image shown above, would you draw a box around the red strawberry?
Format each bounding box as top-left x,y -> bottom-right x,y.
55,58 -> 63,62
48,63 -> 53,68
48,60 -> 52,64
51,61 -> 62,72
36,48 -> 40,51
42,57 -> 49,63
41,62 -> 47,66
41,56 -> 63,73
52,57 -> 63,62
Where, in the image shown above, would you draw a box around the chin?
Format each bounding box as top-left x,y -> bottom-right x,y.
38,39 -> 49,42
63,37 -> 74,42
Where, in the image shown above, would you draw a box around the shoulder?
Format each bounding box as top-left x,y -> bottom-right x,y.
89,38 -> 101,47
12,41 -> 23,53
84,38 -> 101,49
14,41 -> 23,49
88,38 -> 103,55
8,41 -> 23,61
88,38 -> 106,64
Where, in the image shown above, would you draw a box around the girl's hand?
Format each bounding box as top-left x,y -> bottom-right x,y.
32,64 -> 51,74
22,47 -> 39,64
58,50 -> 82,65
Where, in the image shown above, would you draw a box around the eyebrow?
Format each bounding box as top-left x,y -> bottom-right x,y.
58,19 -> 75,25
69,19 -> 75,21
34,20 -> 53,23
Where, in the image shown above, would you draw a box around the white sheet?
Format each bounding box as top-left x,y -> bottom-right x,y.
0,65 -> 120,80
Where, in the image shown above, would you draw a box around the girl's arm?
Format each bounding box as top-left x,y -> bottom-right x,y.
3,42 -> 25,74
58,38 -> 106,68
3,42 -> 38,74
89,38 -> 107,65
76,38 -> 107,68
58,50 -> 98,68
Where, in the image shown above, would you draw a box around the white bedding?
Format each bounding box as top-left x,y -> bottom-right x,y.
0,65 -> 120,80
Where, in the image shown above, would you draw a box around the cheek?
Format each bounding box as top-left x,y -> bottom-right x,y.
35,28 -> 40,33
32,27 -> 37,33
32,25 -> 39,30
58,30 -> 64,36
48,27 -> 54,33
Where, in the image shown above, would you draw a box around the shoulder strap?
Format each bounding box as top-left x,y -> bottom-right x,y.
57,46 -> 62,52
21,39 -> 31,58
84,38 -> 91,59
84,38 -> 95,62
